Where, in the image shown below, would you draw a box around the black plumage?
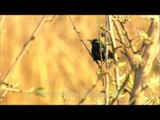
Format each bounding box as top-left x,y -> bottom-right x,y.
89,39 -> 114,61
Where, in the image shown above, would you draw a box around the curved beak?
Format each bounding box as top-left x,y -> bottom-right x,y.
87,39 -> 92,42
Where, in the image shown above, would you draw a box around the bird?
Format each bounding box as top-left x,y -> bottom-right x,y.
88,38 -> 114,61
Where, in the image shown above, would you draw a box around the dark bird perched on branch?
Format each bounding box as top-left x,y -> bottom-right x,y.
88,39 -> 114,61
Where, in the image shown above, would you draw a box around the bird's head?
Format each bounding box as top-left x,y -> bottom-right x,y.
87,39 -> 100,45
87,39 -> 92,43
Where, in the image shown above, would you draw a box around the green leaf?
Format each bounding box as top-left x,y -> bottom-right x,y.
33,86 -> 46,97
35,87 -> 45,91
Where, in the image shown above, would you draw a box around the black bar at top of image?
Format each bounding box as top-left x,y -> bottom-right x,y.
0,0 -> 160,14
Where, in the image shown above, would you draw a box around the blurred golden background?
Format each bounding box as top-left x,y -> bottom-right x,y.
0,15 -> 159,104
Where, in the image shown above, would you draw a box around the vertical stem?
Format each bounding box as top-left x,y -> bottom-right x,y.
109,15 -> 120,104
97,16 -> 106,105
97,16 -> 104,87
104,15 -> 110,105
130,16 -> 159,104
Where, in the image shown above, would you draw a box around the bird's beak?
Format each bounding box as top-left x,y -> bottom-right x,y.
87,39 -> 92,42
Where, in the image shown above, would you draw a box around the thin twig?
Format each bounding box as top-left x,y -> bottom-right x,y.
104,15 -> 110,105
98,29 -> 106,105
68,16 -> 101,69
0,16 -> 48,101
78,79 -> 99,105
61,92 -> 66,105
0,90 -> 8,101
112,17 -> 134,69
2,15 -> 47,83
110,71 -> 130,105
1,86 -> 34,93
99,33 -> 103,70
100,17 -> 121,104
68,16 -> 92,57
115,16 -> 138,54
0,82 -> 34,101
109,16 -> 120,97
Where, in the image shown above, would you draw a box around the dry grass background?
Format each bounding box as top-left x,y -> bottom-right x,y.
0,15 -> 159,104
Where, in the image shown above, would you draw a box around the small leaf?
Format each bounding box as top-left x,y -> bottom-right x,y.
144,38 -> 153,45
35,86 -> 45,91
126,71 -> 134,92
119,71 -> 129,83
133,54 -> 143,68
33,86 -> 46,97
139,31 -> 149,40
118,62 -> 126,67
100,36 -> 107,46
34,90 -> 46,97
12,82 -> 20,88
139,31 -> 153,45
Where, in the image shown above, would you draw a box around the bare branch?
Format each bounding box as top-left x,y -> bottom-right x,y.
2,16 -> 47,83
78,79 -> 98,105
99,17 -> 121,104
115,17 -> 138,54
129,85 -> 148,105
130,17 -> 159,105
0,16 -> 50,101
109,16 -> 121,104
104,15 -> 110,105
110,71 -> 130,105
61,92 -> 66,105
112,17 -> 134,69
68,16 -> 101,69
0,82 -> 34,101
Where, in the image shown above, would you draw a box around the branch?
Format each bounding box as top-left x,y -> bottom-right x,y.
78,79 -> 98,105
0,16 -> 50,101
2,15 -> 47,83
68,16 -> 101,69
115,16 -> 138,54
112,17 -> 134,69
61,92 -> 66,105
100,17 -> 121,104
0,82 -> 34,101
129,85 -> 148,105
109,17 -> 120,90
108,16 -> 121,104
104,15 -> 110,105
130,17 -> 159,105
110,71 -> 130,105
